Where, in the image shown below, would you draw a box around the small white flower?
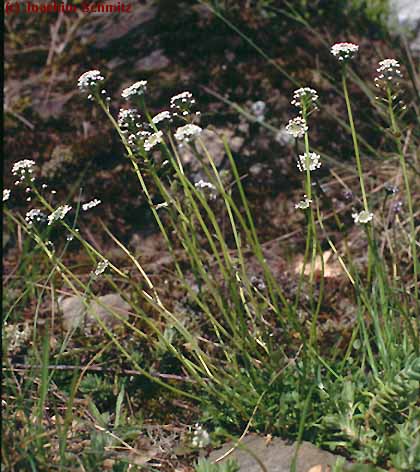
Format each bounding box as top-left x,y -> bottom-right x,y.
77,70 -> 105,94
82,199 -> 101,211
3,189 -> 11,202
118,108 -> 142,134
191,424 -> 210,449
374,59 -> 402,88
352,210 -> 373,224
121,81 -> 147,100
152,111 -> 171,125
47,205 -> 72,225
295,195 -> 313,210
127,130 -> 152,150
285,117 -> 308,139
297,152 -> 321,172
25,209 -> 46,226
174,124 -> 202,142
195,179 -> 217,200
170,91 -> 196,115
251,100 -> 266,120
170,91 -> 194,106
144,130 -> 164,151
330,42 -> 359,61
155,202 -> 169,210
291,87 -> 319,110
94,259 -> 109,277
12,160 -> 36,184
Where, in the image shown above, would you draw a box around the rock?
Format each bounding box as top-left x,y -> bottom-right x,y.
60,293 -> 131,331
390,0 -> 420,29
208,434 -> 346,472
390,0 -> 420,55
76,1 -> 158,50
60,295 -> 86,331
87,294 -> 131,328
179,128 -> 244,172
35,91 -> 76,121
134,49 -> 170,73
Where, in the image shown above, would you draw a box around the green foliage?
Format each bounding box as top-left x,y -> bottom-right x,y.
195,457 -> 240,472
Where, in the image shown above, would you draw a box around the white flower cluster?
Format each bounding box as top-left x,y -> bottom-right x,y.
174,124 -> 202,142
144,130 -> 164,151
191,424 -> 210,449
82,199 -> 101,211
352,210 -> 373,224
195,179 -> 217,200
77,70 -> 105,97
374,59 -> 402,88
295,195 -> 312,210
94,259 -> 109,277
152,110 -> 172,125
291,87 -> 319,111
330,42 -> 359,61
121,80 -> 148,100
285,117 -> 308,139
170,91 -> 196,116
118,108 -> 142,134
3,189 -> 11,202
297,152 -> 321,172
12,159 -> 36,184
25,208 -> 46,225
47,205 -> 72,225
127,130 -> 152,150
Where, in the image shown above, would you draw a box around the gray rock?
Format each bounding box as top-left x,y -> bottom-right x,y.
390,0 -> 420,29
390,0 -> 420,55
76,1 -> 158,50
60,295 -> 86,331
208,434 -> 345,472
60,293 -> 131,331
134,49 -> 170,73
87,293 -> 131,328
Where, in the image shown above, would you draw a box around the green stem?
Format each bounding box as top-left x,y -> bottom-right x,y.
342,73 -> 369,212
386,86 -> 418,305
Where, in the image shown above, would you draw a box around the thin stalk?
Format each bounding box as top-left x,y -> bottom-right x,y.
386,86 -> 418,305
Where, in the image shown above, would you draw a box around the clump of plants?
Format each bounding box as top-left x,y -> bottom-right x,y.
3,37 -> 419,471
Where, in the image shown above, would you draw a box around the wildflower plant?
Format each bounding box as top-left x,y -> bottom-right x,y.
4,38 -> 419,469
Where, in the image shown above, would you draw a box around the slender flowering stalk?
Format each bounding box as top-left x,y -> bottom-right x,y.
381,64 -> 418,303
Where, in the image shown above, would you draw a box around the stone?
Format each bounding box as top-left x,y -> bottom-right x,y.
134,49 -> 170,73
76,1 -> 158,50
87,293 -> 131,328
390,0 -> 420,55
208,434 -> 346,472
60,295 -> 86,331
60,293 -> 131,331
